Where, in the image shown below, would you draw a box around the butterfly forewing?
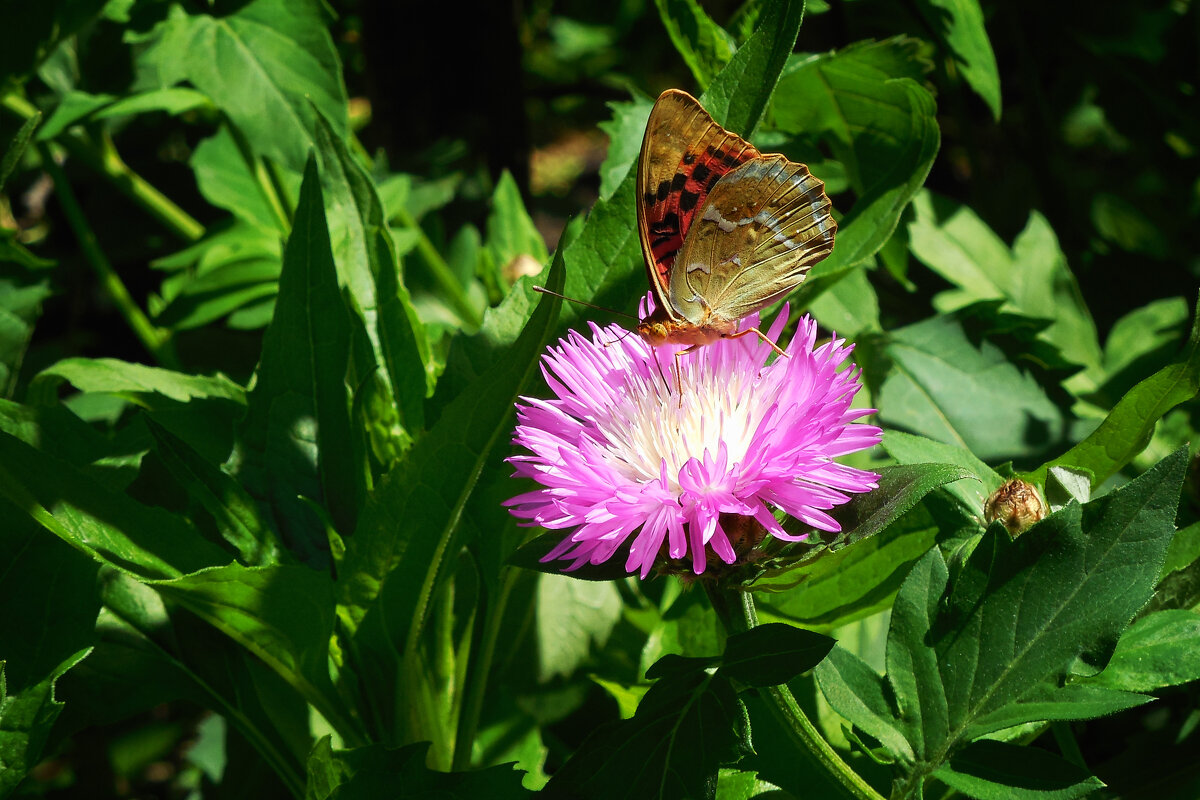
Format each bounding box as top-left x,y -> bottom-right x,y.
637,90 -> 761,318
667,155 -> 836,326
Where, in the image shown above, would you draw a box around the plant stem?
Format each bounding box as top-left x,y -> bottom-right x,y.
705,583 -> 886,800
38,144 -> 181,369
391,204 -> 482,329
3,92 -> 205,242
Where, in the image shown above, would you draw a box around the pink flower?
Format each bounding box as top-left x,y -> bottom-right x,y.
505,305 -> 881,578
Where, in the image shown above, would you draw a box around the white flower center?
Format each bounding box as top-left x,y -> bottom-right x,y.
593,350 -> 770,490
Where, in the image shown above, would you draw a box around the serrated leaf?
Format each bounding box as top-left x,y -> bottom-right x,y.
886,448 -> 1185,770
544,671 -> 749,800
0,649 -> 92,796
878,311 -> 1065,461
136,0 -> 347,171
933,739 -> 1103,800
1084,610 -> 1200,692
914,0 -> 1001,119
964,683 -> 1152,738
31,357 -> 245,404
755,463 -> 977,627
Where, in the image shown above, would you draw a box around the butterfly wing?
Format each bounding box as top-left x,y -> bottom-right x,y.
637,90 -> 761,319
666,154 -> 836,326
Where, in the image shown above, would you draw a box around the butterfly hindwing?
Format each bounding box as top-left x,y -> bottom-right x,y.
667,155 -> 836,326
637,90 -> 761,317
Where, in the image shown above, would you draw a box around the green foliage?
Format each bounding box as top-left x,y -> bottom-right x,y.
0,0 -> 1197,798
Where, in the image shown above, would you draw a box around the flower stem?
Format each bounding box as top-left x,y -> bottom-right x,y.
3,92 -> 205,243
705,583 -> 885,800
38,144 -> 180,369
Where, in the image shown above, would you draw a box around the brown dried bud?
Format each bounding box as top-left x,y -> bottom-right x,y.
984,479 -> 1046,536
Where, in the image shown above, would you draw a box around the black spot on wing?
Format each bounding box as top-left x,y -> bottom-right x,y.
671,172 -> 687,191
679,190 -> 699,212
683,152 -> 695,164
691,163 -> 711,184
656,180 -> 671,202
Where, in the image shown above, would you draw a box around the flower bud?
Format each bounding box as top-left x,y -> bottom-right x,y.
984,479 -> 1046,536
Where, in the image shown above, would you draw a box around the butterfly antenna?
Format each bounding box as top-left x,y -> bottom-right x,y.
533,286 -> 640,321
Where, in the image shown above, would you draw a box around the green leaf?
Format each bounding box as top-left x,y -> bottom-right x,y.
35,90 -> 115,140
0,507 -> 98,693
191,125 -> 292,233
1028,295 -> 1200,489
759,501 -> 941,630
1085,610 -> 1200,692
91,87 -> 211,121
0,649 -> 92,797
964,683 -> 1152,736
914,0 -> 1002,119
1,111 -> 40,192
336,245 -> 565,734
305,738 -> 530,800
544,670 -> 750,800
145,417 -> 281,566
717,623 -> 835,687
878,311 -> 1065,461
890,448 -> 1185,766
485,170 -> 548,280
234,155 -> 359,561
814,645 -> 915,763
0,1 -> 107,88
30,357 -> 245,405
596,95 -> 654,200
700,0 -> 804,136
755,463 -> 978,627
907,191 -> 1101,385
933,740 -> 1103,800
313,112 -> 433,437
0,427 -> 227,580
136,0 -> 348,171
1100,296 -> 1190,382
152,562 -> 342,732
806,266 -> 881,338
653,0 -> 737,89
880,430 -> 1002,513
0,257 -> 52,398
536,573 -> 623,681
774,41 -> 940,300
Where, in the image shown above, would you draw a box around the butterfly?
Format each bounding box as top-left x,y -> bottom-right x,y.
634,89 -> 836,354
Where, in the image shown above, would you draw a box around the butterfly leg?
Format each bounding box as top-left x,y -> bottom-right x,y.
727,327 -> 788,358
672,345 -> 703,406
